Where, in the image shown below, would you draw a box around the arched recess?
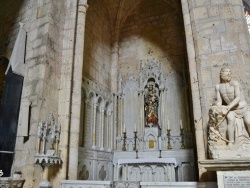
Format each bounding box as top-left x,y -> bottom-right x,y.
80,91 -> 95,149
83,0 -> 112,91
117,0 -> 193,135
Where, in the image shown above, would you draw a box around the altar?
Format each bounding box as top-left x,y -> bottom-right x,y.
113,150 -> 195,182
77,59 -> 196,184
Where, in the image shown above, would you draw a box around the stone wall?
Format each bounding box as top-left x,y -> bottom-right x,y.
4,0 -> 67,187
118,0 -> 187,81
182,0 -> 250,181
83,0 -> 112,91
0,0 -> 24,56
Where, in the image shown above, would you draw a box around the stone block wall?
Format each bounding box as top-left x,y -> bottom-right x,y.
83,0 -> 112,92
0,0 -> 67,187
182,0 -> 250,180
188,0 -> 250,151
118,0 -> 187,82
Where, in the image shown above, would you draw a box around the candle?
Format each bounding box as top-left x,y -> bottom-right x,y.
124,124 -> 126,133
134,124 -> 137,132
180,119 -> 183,129
167,119 -> 170,130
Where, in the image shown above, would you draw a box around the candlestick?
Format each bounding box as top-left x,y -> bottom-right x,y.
167,129 -> 172,149
122,131 -> 127,151
133,131 -> 138,151
180,127 -> 185,149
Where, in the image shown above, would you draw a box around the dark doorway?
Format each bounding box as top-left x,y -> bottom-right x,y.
0,60 -> 23,177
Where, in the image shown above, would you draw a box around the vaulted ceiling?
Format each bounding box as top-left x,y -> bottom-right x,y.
90,0 -> 182,40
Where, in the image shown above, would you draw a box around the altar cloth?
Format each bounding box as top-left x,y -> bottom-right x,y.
117,158 -> 177,166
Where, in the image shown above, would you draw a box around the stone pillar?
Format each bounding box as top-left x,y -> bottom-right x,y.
83,99 -> 89,147
117,165 -> 121,181
108,110 -> 112,150
118,95 -> 124,137
111,42 -> 119,93
139,91 -> 144,136
92,103 -> 98,148
180,0 -> 207,179
68,0 -> 89,180
161,90 -> 167,132
181,0 -> 250,180
100,107 -> 106,150
57,0 -> 79,183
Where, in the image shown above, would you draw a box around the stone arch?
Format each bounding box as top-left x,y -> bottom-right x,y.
142,165 -> 153,182
83,0 -> 112,90
82,91 -> 95,148
154,165 -> 165,182
129,166 -> 141,181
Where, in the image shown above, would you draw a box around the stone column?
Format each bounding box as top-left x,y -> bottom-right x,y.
68,0 -> 88,180
181,0 -> 250,180
117,165 -> 121,181
108,110 -> 112,150
112,95 -> 117,150
139,91 -> 144,136
114,164 -> 117,181
58,0 -> 79,181
118,95 -> 124,136
100,107 -> 106,150
122,165 -> 126,181
111,41 -> 119,93
83,99 -> 89,147
160,90 -> 166,131
92,103 -> 98,148
180,0 -> 205,178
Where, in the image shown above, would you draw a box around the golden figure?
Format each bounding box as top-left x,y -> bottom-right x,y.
145,81 -> 159,126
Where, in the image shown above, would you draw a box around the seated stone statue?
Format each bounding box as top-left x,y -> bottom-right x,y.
209,67 -> 250,148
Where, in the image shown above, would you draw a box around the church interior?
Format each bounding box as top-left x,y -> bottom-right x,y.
1,0 -> 250,187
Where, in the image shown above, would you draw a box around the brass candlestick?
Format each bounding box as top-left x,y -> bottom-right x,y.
167,129 -> 172,149
122,131 -> 127,151
159,150 -> 162,158
133,131 -> 138,151
180,128 -> 185,149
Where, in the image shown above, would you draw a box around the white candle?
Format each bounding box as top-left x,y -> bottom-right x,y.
167,119 -> 170,130
180,119 -> 183,129
134,124 -> 137,132
124,124 -> 126,133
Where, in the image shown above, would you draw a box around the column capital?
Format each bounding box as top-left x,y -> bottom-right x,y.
79,0 -> 89,14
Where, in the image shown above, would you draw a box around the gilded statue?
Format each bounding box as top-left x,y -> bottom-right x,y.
145,79 -> 159,127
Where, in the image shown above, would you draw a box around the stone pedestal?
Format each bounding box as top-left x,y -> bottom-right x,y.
144,127 -> 160,150
0,177 -> 25,188
199,159 -> 250,187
